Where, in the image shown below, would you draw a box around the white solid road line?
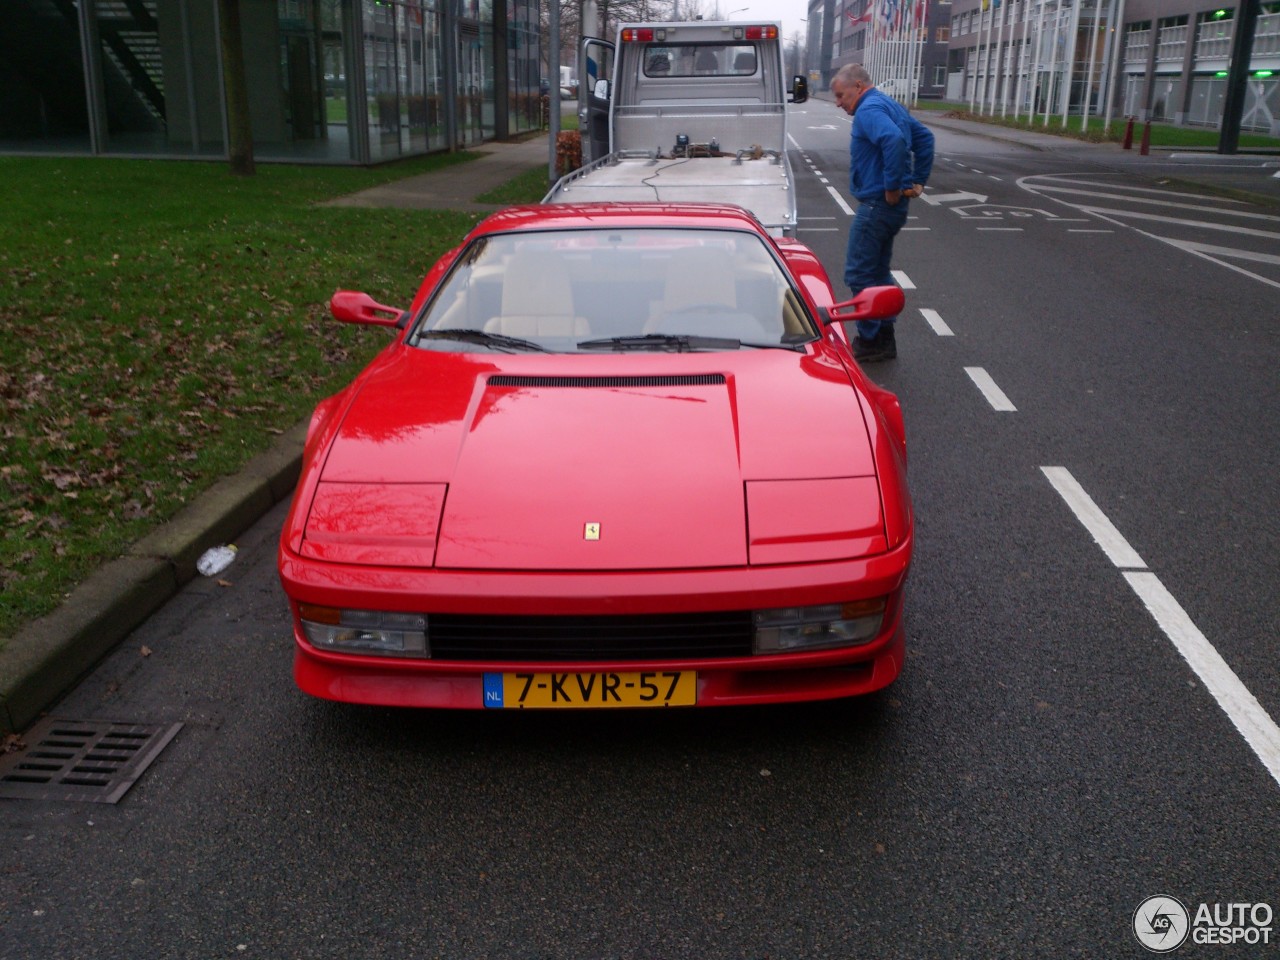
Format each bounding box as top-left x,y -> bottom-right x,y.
1040,466 -> 1146,568
964,367 -> 1017,412
1125,572 -> 1280,790
891,270 -> 915,290
1042,466 -> 1280,789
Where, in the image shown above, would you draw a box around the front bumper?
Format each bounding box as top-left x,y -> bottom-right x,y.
281,539 -> 911,709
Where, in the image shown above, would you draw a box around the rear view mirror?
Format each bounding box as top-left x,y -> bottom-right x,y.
330,290 -> 407,328
592,78 -> 610,101
822,285 -> 904,325
789,75 -> 809,104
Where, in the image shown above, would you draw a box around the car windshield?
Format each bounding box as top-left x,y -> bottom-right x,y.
409,227 -> 817,354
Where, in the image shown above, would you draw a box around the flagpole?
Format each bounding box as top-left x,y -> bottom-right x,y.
988,0 -> 999,114
1004,0 -> 1023,117
985,0 -> 999,113
913,0 -> 928,106
1028,0 -> 1047,118
1013,0 -> 1028,119
870,5 -> 879,82
969,2 -> 984,111
871,1 -> 884,85
1081,0 -> 1102,132
1043,0 -> 1064,126
978,1 -> 993,112
1101,0 -> 1125,132
998,0 -> 1010,117
1058,0 -> 1083,126
902,0 -> 914,100
897,0 -> 908,101
897,0 -> 908,100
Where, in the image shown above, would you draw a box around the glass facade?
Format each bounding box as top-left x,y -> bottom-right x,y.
507,0 -> 542,135
1,0 -> 94,153
0,0 -> 530,163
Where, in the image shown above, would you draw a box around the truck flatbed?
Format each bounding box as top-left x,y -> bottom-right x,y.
546,152 -> 796,235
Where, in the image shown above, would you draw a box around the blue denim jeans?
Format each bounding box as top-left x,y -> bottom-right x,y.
844,197 -> 909,340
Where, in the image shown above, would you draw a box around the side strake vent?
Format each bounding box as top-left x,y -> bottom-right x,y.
489,374 -> 726,388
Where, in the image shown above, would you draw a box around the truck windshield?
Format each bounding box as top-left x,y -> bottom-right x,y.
644,44 -> 757,78
411,227 -> 816,354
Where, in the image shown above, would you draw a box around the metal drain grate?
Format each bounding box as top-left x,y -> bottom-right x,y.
0,717 -> 182,804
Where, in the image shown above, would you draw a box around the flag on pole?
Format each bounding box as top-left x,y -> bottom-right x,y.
877,0 -> 896,39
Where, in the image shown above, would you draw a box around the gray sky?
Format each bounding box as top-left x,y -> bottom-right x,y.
685,0 -> 811,43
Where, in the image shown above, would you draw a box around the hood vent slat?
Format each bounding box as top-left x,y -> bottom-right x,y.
489,374 -> 726,389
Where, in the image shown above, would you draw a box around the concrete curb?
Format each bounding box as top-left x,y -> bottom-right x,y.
0,422 -> 308,733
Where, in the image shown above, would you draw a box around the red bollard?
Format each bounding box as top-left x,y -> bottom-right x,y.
1122,116 -> 1135,150
1139,121 -> 1151,156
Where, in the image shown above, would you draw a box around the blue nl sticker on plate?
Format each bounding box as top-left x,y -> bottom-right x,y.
482,673 -> 504,708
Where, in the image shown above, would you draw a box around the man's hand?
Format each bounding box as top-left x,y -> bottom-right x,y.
902,183 -> 925,199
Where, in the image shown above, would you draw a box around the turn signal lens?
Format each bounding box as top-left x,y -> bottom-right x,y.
299,606 -> 429,657
752,599 -> 886,654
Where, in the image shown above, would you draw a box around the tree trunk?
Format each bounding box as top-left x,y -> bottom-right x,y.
218,0 -> 256,176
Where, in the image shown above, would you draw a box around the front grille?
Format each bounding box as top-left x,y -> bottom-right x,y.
429,611 -> 754,662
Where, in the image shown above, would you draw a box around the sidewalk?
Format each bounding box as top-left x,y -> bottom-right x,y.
325,134 -> 556,212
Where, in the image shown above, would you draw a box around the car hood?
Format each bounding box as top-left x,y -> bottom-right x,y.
304,349 -> 886,569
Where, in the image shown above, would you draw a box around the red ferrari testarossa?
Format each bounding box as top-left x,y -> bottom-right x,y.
279,202 -> 912,709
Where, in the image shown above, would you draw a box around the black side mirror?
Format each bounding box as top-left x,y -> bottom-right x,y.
789,75 -> 809,104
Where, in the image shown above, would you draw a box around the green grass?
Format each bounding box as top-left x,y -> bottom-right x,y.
0,153 -> 489,640
915,99 -> 1280,150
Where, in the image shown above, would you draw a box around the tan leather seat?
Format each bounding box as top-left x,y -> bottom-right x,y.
485,250 -> 591,338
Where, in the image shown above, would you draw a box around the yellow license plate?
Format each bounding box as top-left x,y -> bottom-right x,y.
483,671 -> 697,708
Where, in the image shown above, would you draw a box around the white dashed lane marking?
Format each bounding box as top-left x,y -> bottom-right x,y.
964,367 -> 1017,412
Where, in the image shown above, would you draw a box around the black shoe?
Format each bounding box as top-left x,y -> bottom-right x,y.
853,324 -> 897,363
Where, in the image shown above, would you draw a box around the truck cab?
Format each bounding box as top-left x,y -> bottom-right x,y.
579,21 -> 805,164
548,21 -> 807,236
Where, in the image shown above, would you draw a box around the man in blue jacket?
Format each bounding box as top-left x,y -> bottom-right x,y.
830,63 -> 934,362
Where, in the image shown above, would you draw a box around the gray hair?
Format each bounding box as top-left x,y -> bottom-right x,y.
831,63 -> 872,88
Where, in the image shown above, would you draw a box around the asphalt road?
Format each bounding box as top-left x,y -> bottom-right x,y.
2,104 -> 1278,959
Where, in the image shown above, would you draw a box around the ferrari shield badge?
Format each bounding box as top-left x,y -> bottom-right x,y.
584,522 -> 601,541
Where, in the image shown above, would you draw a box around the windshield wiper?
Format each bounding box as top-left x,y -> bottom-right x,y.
577,334 -> 797,352
416,329 -> 548,352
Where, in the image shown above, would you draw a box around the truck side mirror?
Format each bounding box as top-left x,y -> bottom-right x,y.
789,75 -> 808,104
592,78 -> 611,101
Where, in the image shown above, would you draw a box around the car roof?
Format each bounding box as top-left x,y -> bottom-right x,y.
466,202 -> 770,238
